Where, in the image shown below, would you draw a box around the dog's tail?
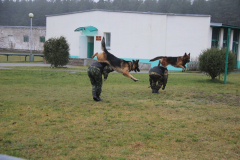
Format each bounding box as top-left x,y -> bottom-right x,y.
91,52 -> 98,59
101,37 -> 109,54
150,56 -> 166,62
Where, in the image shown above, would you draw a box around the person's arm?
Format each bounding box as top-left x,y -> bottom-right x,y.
103,65 -> 113,81
162,69 -> 168,90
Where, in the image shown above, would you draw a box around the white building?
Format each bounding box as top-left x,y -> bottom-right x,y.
0,26 -> 46,52
46,9 -> 240,70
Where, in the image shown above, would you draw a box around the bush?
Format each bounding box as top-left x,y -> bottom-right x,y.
199,47 -> 236,79
43,36 -> 70,67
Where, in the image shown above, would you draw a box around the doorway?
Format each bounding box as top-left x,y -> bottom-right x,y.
87,36 -> 94,58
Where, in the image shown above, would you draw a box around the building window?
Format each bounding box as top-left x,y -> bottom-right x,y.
105,33 -> 111,49
40,36 -> 45,43
233,30 -> 239,42
8,35 -> 13,42
211,28 -> 220,48
24,36 -> 29,42
223,28 -> 228,48
232,30 -> 239,54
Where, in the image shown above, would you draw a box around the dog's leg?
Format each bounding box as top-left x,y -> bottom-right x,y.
158,59 -> 162,66
122,71 -> 139,82
180,66 -> 185,72
91,52 -> 98,59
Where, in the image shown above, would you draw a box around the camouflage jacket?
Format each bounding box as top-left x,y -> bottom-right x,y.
103,65 -> 114,80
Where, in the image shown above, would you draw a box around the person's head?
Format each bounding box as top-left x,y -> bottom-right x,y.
105,65 -> 114,72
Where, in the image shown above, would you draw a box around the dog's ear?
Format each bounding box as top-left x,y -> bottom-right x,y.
136,60 -> 139,62
188,53 -> 190,56
184,53 -> 187,56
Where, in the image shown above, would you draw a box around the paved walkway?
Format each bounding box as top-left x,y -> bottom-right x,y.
0,154 -> 25,160
0,63 -> 203,74
3,63 -> 239,73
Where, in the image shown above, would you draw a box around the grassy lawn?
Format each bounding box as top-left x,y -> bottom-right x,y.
0,67 -> 240,160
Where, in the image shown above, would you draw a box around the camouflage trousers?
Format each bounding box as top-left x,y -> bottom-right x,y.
149,72 -> 164,90
87,66 -> 102,96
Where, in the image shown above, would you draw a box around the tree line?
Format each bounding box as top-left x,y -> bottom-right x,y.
0,0 -> 240,27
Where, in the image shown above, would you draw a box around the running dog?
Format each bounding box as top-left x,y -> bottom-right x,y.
92,37 -> 140,82
150,53 -> 190,72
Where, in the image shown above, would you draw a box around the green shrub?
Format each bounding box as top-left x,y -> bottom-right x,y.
199,47 -> 236,79
43,36 -> 70,67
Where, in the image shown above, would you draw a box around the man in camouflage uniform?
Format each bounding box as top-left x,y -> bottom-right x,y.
87,61 -> 114,101
149,66 -> 168,93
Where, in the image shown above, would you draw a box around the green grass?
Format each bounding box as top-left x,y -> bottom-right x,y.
0,67 -> 240,160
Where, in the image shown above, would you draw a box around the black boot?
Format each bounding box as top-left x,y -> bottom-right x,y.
152,89 -> 159,94
96,92 -> 103,101
92,91 -> 100,101
152,89 -> 155,93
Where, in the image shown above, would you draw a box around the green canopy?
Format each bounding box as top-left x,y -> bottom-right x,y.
74,26 -> 98,32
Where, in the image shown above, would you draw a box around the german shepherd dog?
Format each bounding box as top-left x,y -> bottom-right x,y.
91,37 -> 140,82
150,53 -> 190,72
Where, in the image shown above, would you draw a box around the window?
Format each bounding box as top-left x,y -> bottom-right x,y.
211,28 -> 220,48
24,36 -> 29,42
8,35 -> 13,42
105,33 -> 111,49
233,30 -> 239,42
223,28 -> 228,48
40,36 -> 45,43
232,30 -> 239,54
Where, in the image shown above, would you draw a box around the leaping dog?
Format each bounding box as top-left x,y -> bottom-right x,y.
92,37 -> 140,82
150,53 -> 190,72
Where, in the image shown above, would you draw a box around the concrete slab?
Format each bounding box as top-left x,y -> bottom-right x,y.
0,154 -> 26,160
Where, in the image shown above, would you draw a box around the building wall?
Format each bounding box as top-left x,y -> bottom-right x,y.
46,10 -> 211,70
165,15 -> 211,57
0,26 -> 46,52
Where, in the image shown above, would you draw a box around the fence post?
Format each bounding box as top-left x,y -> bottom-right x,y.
224,28 -> 231,84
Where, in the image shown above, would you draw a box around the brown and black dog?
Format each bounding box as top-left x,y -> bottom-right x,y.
92,37 -> 140,82
150,53 -> 190,72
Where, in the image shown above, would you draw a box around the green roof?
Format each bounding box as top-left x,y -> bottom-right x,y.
211,23 -> 240,30
74,26 -> 98,32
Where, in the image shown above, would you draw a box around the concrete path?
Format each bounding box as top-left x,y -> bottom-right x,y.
0,62 -> 151,73
0,154 -> 26,160
0,62 -> 202,74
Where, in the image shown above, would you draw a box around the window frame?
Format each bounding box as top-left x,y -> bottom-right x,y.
23,36 -> 29,42
211,27 -> 220,48
40,36 -> 45,43
104,33 -> 111,50
8,35 -> 13,42
223,28 -> 228,48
